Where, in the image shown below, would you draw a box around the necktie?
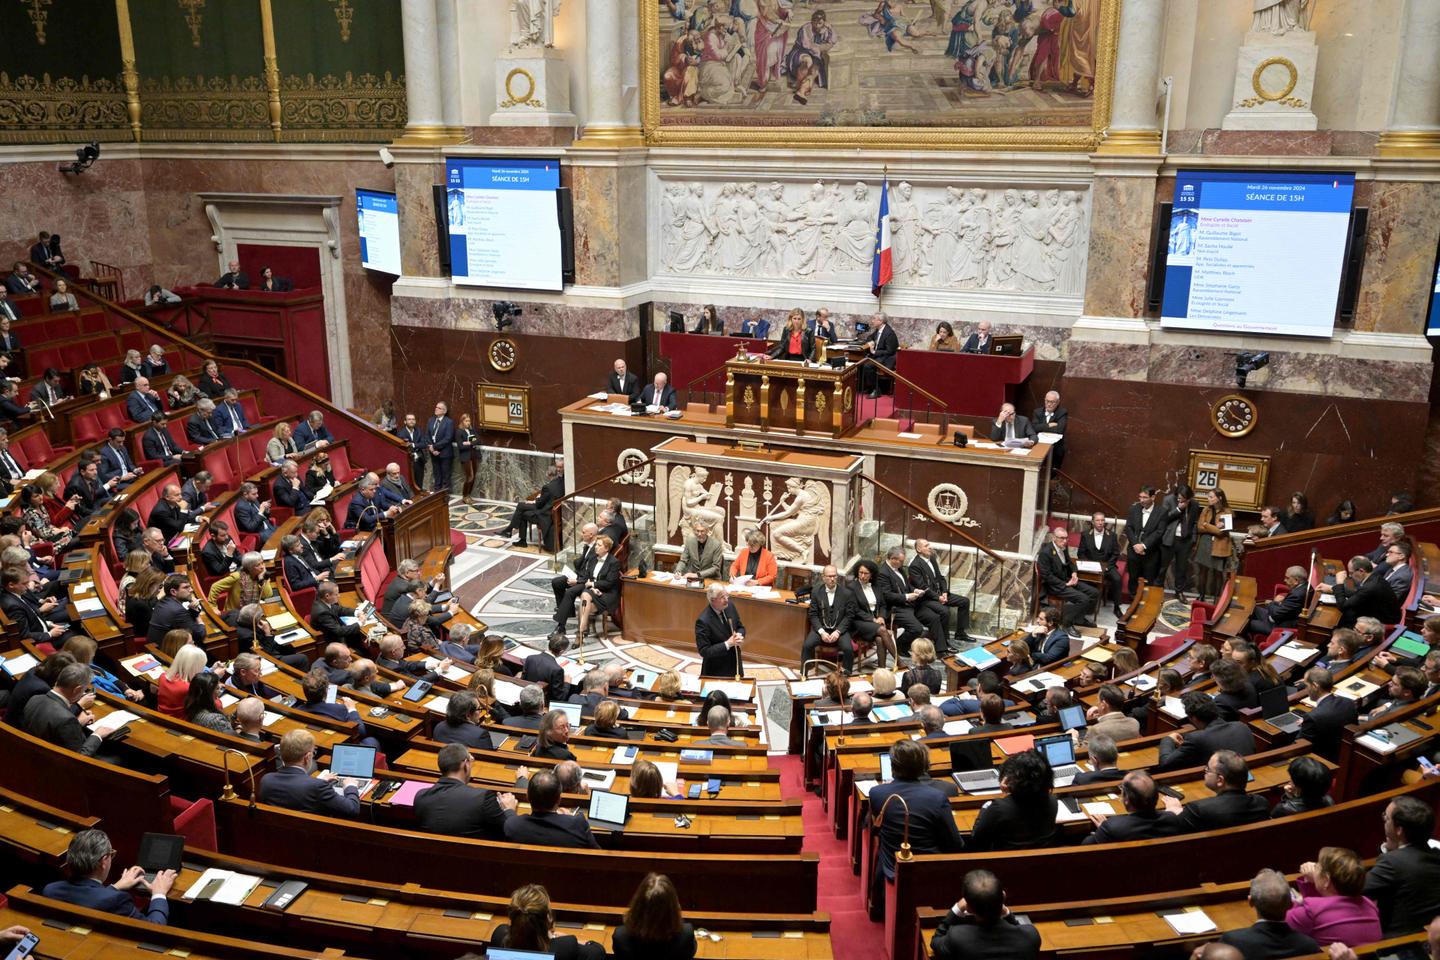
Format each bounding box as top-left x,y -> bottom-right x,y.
431,420 -> 440,443
1005,420 -> 1014,441
157,430 -> 173,456
230,406 -> 242,432
1,450 -> 18,477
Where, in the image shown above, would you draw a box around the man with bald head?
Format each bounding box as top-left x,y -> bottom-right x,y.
126,375 -> 164,423
990,403 -> 1037,444
909,539 -> 972,652
803,565 -> 855,674
1081,771 -> 1182,844
1033,390 -> 1068,470
608,359 -> 640,401
552,522 -> 599,635
961,319 -> 994,354
148,483 -> 202,542
859,312 -> 898,398
639,372 -> 677,411
215,260 -> 249,290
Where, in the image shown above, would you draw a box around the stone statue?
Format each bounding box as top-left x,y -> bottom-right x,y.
1251,0 -> 1313,35
767,478 -> 831,564
511,0 -> 560,49
668,465 -> 728,547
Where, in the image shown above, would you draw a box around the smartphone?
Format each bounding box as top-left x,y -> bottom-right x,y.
706,777 -> 722,796
1419,756 -> 1437,775
3,933 -> 39,960
324,683 -> 338,705
403,680 -> 433,702
687,784 -> 702,799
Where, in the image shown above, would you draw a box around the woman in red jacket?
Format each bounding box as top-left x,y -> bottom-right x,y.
729,527 -> 778,586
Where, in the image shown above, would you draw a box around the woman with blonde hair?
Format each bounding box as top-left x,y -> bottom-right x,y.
629,759 -> 685,800
871,667 -> 900,701
488,884 -> 604,959
456,412 -> 480,503
1006,638 -> 1034,677
157,643 -> 209,718
768,307 -> 814,362
655,669 -> 684,701
266,421 -> 299,462
575,534 -> 618,639
1109,647 -> 1141,677
902,638 -> 942,694
728,527 -> 777,585
166,375 -> 198,409
614,873 -> 697,960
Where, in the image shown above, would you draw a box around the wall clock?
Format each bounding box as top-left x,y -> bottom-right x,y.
488,337 -> 518,372
1211,394 -> 1258,438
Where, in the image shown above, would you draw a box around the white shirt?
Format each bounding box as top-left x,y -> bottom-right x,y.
859,583 -> 877,609
1140,506 -> 1153,528
1092,532 -> 1104,550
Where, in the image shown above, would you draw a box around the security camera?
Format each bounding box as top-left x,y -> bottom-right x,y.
1234,351 -> 1269,389
58,141 -> 100,175
492,301 -> 521,331
377,147 -> 395,168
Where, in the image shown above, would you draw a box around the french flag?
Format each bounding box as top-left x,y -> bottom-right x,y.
871,176 -> 892,298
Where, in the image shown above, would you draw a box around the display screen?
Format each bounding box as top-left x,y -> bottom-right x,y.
1161,170 -> 1355,337
1426,240 -> 1440,338
356,189 -> 400,276
445,158 -> 562,292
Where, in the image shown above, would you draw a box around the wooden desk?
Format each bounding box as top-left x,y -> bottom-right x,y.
723,356 -> 861,436
622,573 -> 809,667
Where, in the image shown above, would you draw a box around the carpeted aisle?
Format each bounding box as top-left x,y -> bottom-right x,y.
773,755 -> 886,960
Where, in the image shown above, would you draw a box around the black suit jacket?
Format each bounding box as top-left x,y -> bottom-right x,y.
309,598 -> 362,646
1262,582 -> 1308,629
258,765 -> 359,816
695,603 -> 743,677
848,578 -> 887,622
216,270 -> 250,289
535,475 -> 565,512
1076,529 -> 1120,566
201,539 -> 241,576
612,924 -> 697,960
23,692 -> 103,756
64,474 -> 109,519
1032,406 -> 1066,445
414,777 -> 512,839
142,427 -> 182,463
282,553 -> 321,592
969,795 -> 1059,852
2,590 -> 50,644
1081,809 -> 1183,844
768,328 -> 816,361
878,564 -> 916,611
148,500 -> 196,542
1160,498 -> 1201,548
607,371 -> 641,401
522,651 -> 569,699
1072,767 -> 1125,786
930,912 -> 1040,960
1333,570 -> 1402,628
1156,719 -> 1255,771
503,810 -> 600,849
1036,541 -> 1078,595
433,719 -> 496,751
1364,843 -> 1440,935
989,415 -> 1037,443
808,583 -> 853,635
960,332 -> 994,355
1219,921 -> 1319,960
868,779 -> 964,876
863,324 -> 900,367
639,383 -> 678,409
1296,693 -> 1356,760
1124,502 -> 1168,555
907,553 -> 949,601
272,476 -> 303,510
146,596 -> 205,645
1174,788 -> 1269,832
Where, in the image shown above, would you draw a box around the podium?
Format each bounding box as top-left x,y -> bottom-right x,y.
724,356 -> 860,437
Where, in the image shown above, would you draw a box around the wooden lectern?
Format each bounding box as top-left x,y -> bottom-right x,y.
724,355 -> 860,437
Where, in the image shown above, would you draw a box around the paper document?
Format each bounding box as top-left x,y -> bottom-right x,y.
1336,678 -> 1380,701
1160,696 -> 1185,720
184,869 -> 262,906
560,565 -> 577,581
1055,803 -> 1089,824
73,597 -> 104,613
1075,560 -> 1102,574
701,680 -> 751,700
1162,910 -> 1217,935
1,653 -> 38,676
441,662 -> 471,683
896,431 -> 923,440
260,549 -> 278,561
424,695 -> 451,714
943,719 -> 973,736
91,710 -> 141,731
789,679 -> 825,698
1016,672 -> 1066,692
219,693 -> 239,708
1125,674 -> 1158,691
652,761 -> 679,784
1037,432 -> 1064,445
588,392 -> 609,400
262,711 -> 283,727
611,746 -> 638,766
855,779 -> 878,798
1275,642 -> 1319,663
266,611 -> 298,631
390,781 -> 433,807
1082,801 -> 1117,817
847,679 -> 874,694
492,682 -> 522,706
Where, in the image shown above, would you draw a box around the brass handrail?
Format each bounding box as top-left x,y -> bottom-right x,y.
549,455 -> 659,556
686,360 -> 733,391
854,356 -> 947,409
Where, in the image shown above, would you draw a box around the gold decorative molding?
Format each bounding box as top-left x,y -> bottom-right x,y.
500,68 -> 543,109
1094,128 -> 1163,155
1235,56 -> 1306,109
114,0 -> 142,141
329,0 -> 353,42
280,71 -> 407,142
0,71 -> 130,143
139,74 -> 269,140
178,0 -> 205,47
639,0 -> 1119,150
22,0 -> 53,44
572,124 -> 645,148
1376,129 -> 1440,160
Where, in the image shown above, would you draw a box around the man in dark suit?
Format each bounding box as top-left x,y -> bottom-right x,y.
22,663 -> 126,756
989,403 -> 1036,444
696,584 -> 745,677
393,411 -> 424,475
599,503 -> 627,548
379,462 -> 415,505
607,358 -> 641,401
1156,693 -> 1255,772
928,868 -> 1039,960
1123,487 -> 1167,596
909,539 -> 972,651
28,232 -> 56,268
803,564 -> 855,674
41,829 -> 175,925
1362,666 -> 1427,724
63,456 -> 112,520
30,368 -> 67,407
185,398 -> 223,446
258,730 -> 362,816
503,770 -> 600,849
566,670 -> 631,720
1321,555 -> 1402,628
141,526 -> 177,574
639,372 -> 678,411
1077,511 -> 1124,618
552,523 -> 598,635
271,461 -> 304,512
1380,542 -> 1414,600
292,410 -> 334,450
859,313 -> 899,398
280,534 -> 327,592
1036,526 -> 1097,629
1365,795 -> 1440,935
960,320 -> 995,355
1071,733 -> 1125,785
2,568 -> 67,646
1032,391 -> 1067,470
216,389 -> 249,437
1248,565 -> 1309,636
309,581 -> 365,651
523,632 -> 573,700
1293,667 -> 1356,761
1081,771 -> 1183,844
1167,750 -> 1269,831
500,463 -> 565,549
0,428 -> 26,491
233,481 -> 276,541
148,483 -> 200,542
215,259 -> 249,289
415,744 -> 518,839
97,428 -> 140,488
1219,870 -> 1320,960
345,476 -> 400,532
0,381 -> 29,427
878,547 -> 929,657
0,290 -> 20,326
126,376 -> 165,423
869,739 -> 965,883
200,519 -> 242,576
6,262 -> 40,295
146,574 -> 206,646
425,400 -> 455,493
141,412 -> 185,466
1159,485 -> 1200,601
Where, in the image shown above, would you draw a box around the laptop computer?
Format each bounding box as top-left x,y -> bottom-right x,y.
1035,734 -> 1082,787
1259,684 -> 1304,733
330,743 -> 377,780
553,701 -> 582,726
587,789 -> 630,831
949,739 -> 1000,793
136,832 -> 184,884
1058,704 -> 1088,733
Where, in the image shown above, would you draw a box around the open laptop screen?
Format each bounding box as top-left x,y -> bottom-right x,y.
330,743 -> 377,779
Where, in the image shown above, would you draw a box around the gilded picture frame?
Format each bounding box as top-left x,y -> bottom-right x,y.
641,0 -> 1119,150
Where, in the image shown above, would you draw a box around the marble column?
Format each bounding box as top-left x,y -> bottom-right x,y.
1377,0 -> 1440,158
398,0 -> 446,143
434,0 -> 468,141
575,0 -> 643,147
1095,0 -> 1165,154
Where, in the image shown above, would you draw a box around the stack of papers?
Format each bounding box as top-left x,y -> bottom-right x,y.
1159,696 -> 1185,720
390,781 -> 433,807
1082,801 -> 1117,817
121,654 -> 165,681
89,710 -> 140,731
872,703 -> 914,722
1037,432 -> 1064,445
855,779 -> 878,798
649,571 -> 675,584
183,869 -> 263,906
701,680 -> 751,700
943,719 -> 973,736
957,648 -> 1001,670
266,611 -> 298,631
0,653 -> 38,676
789,679 -> 825,698
1081,646 -> 1113,663
1274,641 -> 1319,664
492,682 -> 523,706
261,711 -> 283,727
1075,560 -> 1103,574
1055,802 -> 1090,824
72,597 -> 104,614
423,695 -> 451,714
1335,678 -> 1380,701
651,761 -> 679,784
1161,909 -> 1217,935
847,679 -> 875,694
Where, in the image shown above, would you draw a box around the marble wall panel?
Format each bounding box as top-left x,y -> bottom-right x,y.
391,293 -> 640,341
0,158 -> 154,296
395,160 -> 443,279
570,164 -> 622,289
1352,179 -> 1440,335
1082,175 -> 1156,321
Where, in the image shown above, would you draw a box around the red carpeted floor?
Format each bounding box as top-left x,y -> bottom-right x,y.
773,755 -> 886,960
